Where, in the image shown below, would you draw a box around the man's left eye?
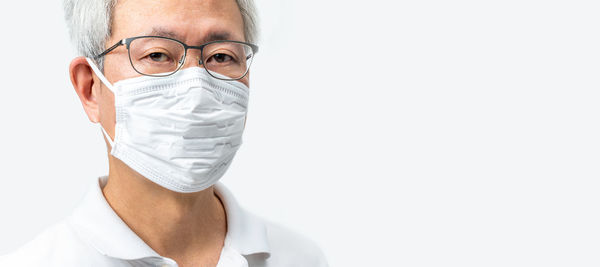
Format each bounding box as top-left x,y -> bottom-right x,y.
209,53 -> 233,63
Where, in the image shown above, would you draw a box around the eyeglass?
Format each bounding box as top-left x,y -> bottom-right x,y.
93,36 -> 259,81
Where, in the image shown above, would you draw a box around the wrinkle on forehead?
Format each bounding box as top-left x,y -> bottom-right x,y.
110,0 -> 245,43
146,27 -> 236,45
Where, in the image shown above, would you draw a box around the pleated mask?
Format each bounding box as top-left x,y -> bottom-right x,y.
86,58 -> 248,193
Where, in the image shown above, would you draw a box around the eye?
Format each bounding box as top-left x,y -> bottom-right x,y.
208,53 -> 234,64
146,52 -> 171,62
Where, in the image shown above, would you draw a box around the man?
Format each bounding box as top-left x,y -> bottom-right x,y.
0,0 -> 327,266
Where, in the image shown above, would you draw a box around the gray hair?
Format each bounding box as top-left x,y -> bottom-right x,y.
63,0 -> 259,69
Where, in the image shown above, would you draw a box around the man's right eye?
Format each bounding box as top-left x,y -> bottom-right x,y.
147,52 -> 171,62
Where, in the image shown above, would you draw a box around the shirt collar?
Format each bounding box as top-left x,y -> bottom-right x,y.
67,176 -> 270,261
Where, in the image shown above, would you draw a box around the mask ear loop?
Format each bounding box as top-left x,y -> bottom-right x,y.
85,58 -> 117,92
86,58 -> 117,149
100,126 -> 115,148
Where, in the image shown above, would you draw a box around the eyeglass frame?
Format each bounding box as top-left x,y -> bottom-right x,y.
93,35 -> 260,80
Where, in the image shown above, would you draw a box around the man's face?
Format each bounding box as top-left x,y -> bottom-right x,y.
95,0 -> 247,135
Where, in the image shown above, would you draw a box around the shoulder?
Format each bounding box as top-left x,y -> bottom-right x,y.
262,221 -> 329,267
0,220 -> 120,267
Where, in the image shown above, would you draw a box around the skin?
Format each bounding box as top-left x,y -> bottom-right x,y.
68,0 -> 249,266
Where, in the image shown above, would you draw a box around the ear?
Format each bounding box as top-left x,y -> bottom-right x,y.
69,57 -> 100,123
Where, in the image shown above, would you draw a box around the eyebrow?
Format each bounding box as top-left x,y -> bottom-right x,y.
148,27 -> 183,40
201,32 -> 233,43
147,27 -> 234,45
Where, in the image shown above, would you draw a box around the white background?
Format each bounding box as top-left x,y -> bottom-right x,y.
1,0 -> 599,266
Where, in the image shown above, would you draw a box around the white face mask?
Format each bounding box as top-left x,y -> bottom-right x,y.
86,58 -> 249,193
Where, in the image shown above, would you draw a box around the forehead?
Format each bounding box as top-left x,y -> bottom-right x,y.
111,0 -> 245,45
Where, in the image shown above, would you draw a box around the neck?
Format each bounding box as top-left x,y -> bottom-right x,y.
102,155 -> 227,265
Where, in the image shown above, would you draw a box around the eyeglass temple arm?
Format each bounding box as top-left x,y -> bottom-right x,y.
93,39 -> 126,60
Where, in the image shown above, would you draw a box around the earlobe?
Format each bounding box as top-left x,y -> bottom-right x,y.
69,57 -> 100,123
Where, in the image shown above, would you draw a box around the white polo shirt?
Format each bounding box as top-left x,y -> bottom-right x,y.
0,177 -> 328,267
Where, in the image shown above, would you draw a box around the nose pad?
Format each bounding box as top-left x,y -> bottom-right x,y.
180,54 -> 206,70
